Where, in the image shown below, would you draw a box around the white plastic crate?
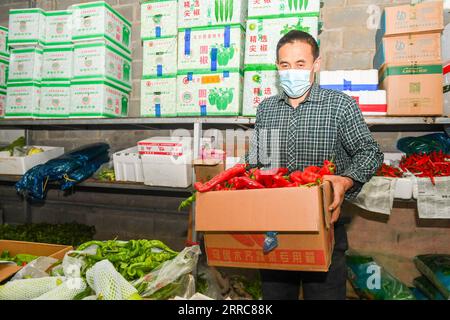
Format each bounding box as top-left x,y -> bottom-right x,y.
320,70 -> 378,91
113,146 -> 144,183
394,177 -> 413,200
139,137 -> 193,188
0,146 -> 64,175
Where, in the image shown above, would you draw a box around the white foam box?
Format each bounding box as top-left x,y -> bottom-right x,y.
73,40 -> 132,90
141,0 -> 178,39
143,37 -> 177,77
45,10 -> 73,46
8,8 -> 46,48
320,70 -> 378,91
178,24 -> 245,72
248,0 -> 320,18
242,64 -> 279,116
0,26 -> 9,59
394,177 -> 413,200
176,70 -> 243,116
113,146 -> 144,182
141,77 -> 177,117
383,152 -> 405,166
0,146 -> 64,175
5,82 -> 41,118
342,90 -> 387,116
8,46 -> 43,82
138,136 -> 193,188
0,57 -> 8,90
42,45 -> 73,82
0,89 -> 6,118
70,1 -> 132,55
178,0 -> 248,28
244,16 -> 319,65
38,82 -> 71,119
70,79 -> 129,118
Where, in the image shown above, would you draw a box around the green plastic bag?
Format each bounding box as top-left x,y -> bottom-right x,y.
414,255 -> 450,300
346,253 -> 416,300
413,276 -> 445,300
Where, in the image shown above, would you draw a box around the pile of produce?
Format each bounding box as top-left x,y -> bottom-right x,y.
16,143 -> 110,200
375,151 -> 450,185
0,251 -> 37,266
0,137 -> 44,157
0,222 -> 96,247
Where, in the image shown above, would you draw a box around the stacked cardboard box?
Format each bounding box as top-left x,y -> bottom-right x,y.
444,23 -> 450,115
242,0 -> 321,116
140,0 -> 178,117
320,70 -> 387,116
0,26 -> 8,118
69,1 -> 132,118
176,0 -> 247,116
375,2 -> 444,116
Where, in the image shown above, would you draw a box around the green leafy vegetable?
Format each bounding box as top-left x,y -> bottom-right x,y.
0,136 -> 26,156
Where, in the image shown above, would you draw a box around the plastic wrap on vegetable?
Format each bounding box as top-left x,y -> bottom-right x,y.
397,133 -> 450,155
414,254 -> 450,300
11,256 -> 58,281
346,253 -> 416,300
15,143 -> 110,200
132,245 -> 201,299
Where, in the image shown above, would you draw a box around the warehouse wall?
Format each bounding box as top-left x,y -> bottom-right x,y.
1,0 -> 449,284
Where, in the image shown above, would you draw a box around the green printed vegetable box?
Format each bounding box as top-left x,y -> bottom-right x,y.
141,0 -> 178,39
6,82 -> 41,118
143,37 -> 178,77
42,46 -> 73,82
0,58 -> 8,90
45,10 -> 73,46
70,1 -> 132,55
0,89 -> 6,118
248,0 -> 321,18
178,25 -> 245,72
243,65 -> 280,116
176,70 -> 242,116
73,40 -> 132,90
9,47 -> 43,82
8,8 -> 46,47
245,16 -> 319,65
37,82 -> 71,118
178,0 -> 248,28
141,77 -> 177,117
70,80 -> 129,118
0,26 -> 9,58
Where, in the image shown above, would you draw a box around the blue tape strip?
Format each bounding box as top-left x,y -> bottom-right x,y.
210,48 -> 218,72
200,105 -> 207,116
155,104 -> 161,117
157,65 -> 163,77
184,29 -> 191,55
187,72 -> 193,81
343,79 -> 352,91
320,84 -> 378,91
223,71 -> 229,78
156,27 -> 161,38
224,26 -> 231,48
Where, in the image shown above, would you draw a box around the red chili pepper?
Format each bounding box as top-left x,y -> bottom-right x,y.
304,166 -> 321,174
194,164 -> 247,192
235,176 -> 265,189
272,174 -> 290,188
300,171 -> 322,184
289,171 -> 304,184
286,182 -> 301,187
318,160 -> 336,176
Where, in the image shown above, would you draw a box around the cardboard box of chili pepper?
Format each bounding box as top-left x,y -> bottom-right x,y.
0,240 -> 72,283
195,181 -> 335,272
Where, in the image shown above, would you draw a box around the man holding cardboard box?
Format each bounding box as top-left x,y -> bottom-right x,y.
246,30 -> 383,300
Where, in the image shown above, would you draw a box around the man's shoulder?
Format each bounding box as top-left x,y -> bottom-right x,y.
317,87 -> 355,105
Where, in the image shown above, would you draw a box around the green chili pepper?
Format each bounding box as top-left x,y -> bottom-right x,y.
215,0 -> 219,22
219,0 -> 224,22
229,0 -> 233,20
225,0 -> 229,21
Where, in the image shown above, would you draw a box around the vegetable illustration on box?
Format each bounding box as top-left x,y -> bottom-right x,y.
208,88 -> 234,110
214,0 -> 234,22
210,44 -> 235,66
288,0 -> 310,11
280,18 -> 311,35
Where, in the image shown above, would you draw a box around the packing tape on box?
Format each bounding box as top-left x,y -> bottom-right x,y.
200,105 -> 207,116
224,26 -> 230,48
211,47 -> 218,72
184,29 -> 191,55
157,64 -> 163,77
156,26 -> 161,38
155,104 -> 161,117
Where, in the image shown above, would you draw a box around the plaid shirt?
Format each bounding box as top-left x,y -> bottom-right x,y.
246,84 -> 384,199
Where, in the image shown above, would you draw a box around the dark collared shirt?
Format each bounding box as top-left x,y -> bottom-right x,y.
246,84 -> 384,199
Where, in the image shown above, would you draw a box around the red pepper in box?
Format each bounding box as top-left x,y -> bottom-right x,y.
194,164 -> 247,192
272,173 -> 290,188
300,171 -> 322,184
319,160 -> 336,176
289,171 -> 304,184
304,166 -> 321,174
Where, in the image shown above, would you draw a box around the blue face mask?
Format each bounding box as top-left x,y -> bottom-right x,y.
278,68 -> 313,99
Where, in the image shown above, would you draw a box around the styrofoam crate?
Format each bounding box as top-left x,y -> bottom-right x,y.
0,146 -> 64,175
113,146 -> 144,183
394,177 -> 413,199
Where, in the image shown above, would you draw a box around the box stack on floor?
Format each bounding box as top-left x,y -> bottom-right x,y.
0,26 -> 8,118
70,1 -> 132,118
242,0 -> 321,116
320,70 -> 387,116
375,1 -> 444,116
140,0 -> 178,117
176,0 -> 247,116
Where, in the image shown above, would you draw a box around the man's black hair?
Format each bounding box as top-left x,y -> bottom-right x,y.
276,30 -> 320,62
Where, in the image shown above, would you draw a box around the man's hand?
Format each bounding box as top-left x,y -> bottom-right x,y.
322,175 -> 354,224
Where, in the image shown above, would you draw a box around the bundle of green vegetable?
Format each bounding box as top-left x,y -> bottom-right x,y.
96,168 -> 115,182
0,250 -> 38,266
73,239 -> 179,281
0,222 -> 96,247
0,136 -> 26,156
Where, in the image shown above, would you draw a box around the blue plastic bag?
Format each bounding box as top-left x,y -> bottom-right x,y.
397,133 -> 450,155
